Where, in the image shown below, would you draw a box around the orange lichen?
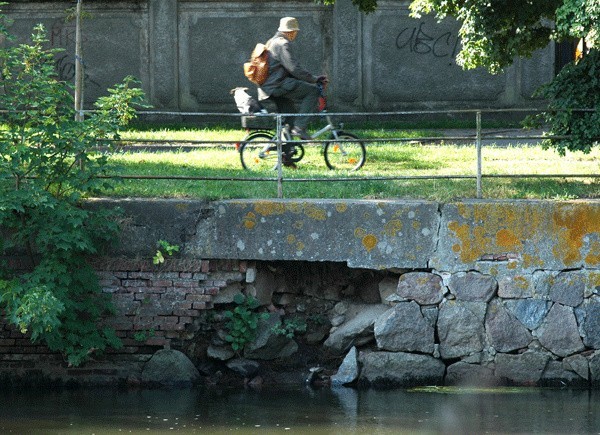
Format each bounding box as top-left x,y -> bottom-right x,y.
335,203 -> 348,213
242,212 -> 257,230
362,234 -> 378,252
304,203 -> 327,221
254,201 -> 286,216
553,204 -> 600,266
496,229 -> 522,250
383,220 -> 403,237
282,203 -> 300,215
585,241 -> 600,265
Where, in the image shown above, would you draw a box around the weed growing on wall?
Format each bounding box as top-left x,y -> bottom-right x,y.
223,294 -> 270,353
153,240 -> 180,265
0,15 -> 146,366
271,317 -> 307,339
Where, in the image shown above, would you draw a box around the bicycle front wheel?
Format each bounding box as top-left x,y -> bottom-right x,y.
239,132 -> 278,170
324,132 -> 366,171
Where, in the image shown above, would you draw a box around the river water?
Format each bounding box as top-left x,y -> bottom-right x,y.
0,386 -> 599,434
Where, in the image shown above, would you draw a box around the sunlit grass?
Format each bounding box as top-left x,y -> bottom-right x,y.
102,139 -> 600,201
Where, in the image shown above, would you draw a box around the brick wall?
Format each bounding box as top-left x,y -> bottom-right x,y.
97,258 -> 246,353
0,258 -> 247,381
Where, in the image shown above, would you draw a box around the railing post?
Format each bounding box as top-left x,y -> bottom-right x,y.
476,110 -> 482,198
275,114 -> 284,198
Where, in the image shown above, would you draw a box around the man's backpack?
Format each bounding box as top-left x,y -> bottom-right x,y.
243,43 -> 269,86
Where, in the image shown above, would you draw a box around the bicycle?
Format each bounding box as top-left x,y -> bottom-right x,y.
236,85 -> 366,171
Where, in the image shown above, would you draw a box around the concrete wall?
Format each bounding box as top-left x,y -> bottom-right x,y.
3,0 -> 555,114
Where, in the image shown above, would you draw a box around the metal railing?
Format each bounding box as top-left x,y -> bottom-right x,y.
99,108 -> 598,199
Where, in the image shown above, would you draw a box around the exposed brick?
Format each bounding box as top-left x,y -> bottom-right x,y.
204,287 -> 220,296
192,302 -> 207,310
145,337 -> 170,347
173,309 -> 200,317
123,279 -> 148,287
192,273 -> 208,280
157,316 -> 179,324
201,260 -> 210,273
134,293 -> 159,302
179,272 -> 193,279
172,301 -> 192,311
159,322 -> 186,331
151,280 -> 173,287
173,280 -> 198,288
186,294 -> 211,302
128,272 -> 157,280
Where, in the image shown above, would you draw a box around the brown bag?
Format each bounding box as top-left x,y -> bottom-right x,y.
243,43 -> 269,86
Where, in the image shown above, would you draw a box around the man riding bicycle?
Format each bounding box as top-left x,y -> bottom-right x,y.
257,17 -> 328,142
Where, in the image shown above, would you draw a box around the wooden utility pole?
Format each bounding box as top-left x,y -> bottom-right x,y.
74,0 -> 84,121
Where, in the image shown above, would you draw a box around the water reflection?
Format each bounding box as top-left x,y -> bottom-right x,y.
0,386 -> 598,433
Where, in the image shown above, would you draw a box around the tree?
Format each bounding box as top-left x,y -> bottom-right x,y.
321,0 -> 599,153
0,12 -> 146,366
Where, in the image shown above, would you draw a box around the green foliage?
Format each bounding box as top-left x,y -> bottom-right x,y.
324,0 -> 599,154
555,0 -> 600,47
0,15 -> 146,366
133,328 -> 155,342
526,49 -> 600,155
409,0 -> 560,73
223,293 -> 270,352
271,316 -> 307,339
320,0 -> 378,14
153,240 -> 180,265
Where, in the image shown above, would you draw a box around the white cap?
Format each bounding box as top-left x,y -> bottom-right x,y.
278,17 -> 300,32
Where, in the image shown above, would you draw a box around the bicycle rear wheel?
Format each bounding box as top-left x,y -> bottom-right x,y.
239,132 -> 278,170
324,132 -> 366,171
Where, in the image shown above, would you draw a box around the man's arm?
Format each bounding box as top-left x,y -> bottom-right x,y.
275,40 -> 317,83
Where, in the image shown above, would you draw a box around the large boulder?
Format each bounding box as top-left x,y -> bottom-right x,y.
243,313 -> 298,360
331,346 -> 360,387
505,299 -> 551,330
536,303 -> 585,357
358,351 -> 445,388
141,349 -> 200,387
485,300 -> 532,353
437,300 -> 486,359
396,272 -> 444,305
374,301 -> 435,354
494,350 -> 550,384
448,271 -> 497,302
446,362 -> 498,386
578,303 -> 600,349
548,270 -> 585,307
324,304 -> 389,355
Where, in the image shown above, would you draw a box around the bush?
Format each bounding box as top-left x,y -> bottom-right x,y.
0,19 -> 146,366
527,50 -> 600,155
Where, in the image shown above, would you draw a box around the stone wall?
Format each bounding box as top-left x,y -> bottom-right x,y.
3,0 -> 554,114
2,198 -> 600,388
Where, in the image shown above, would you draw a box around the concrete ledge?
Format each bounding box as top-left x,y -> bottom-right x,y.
190,199 -> 440,269
96,198 -> 600,273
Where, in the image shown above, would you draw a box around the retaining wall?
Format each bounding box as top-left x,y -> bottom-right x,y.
3,0 -> 554,113
2,198 -> 600,387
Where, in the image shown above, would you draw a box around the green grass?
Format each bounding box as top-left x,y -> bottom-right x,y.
101,126 -> 600,201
